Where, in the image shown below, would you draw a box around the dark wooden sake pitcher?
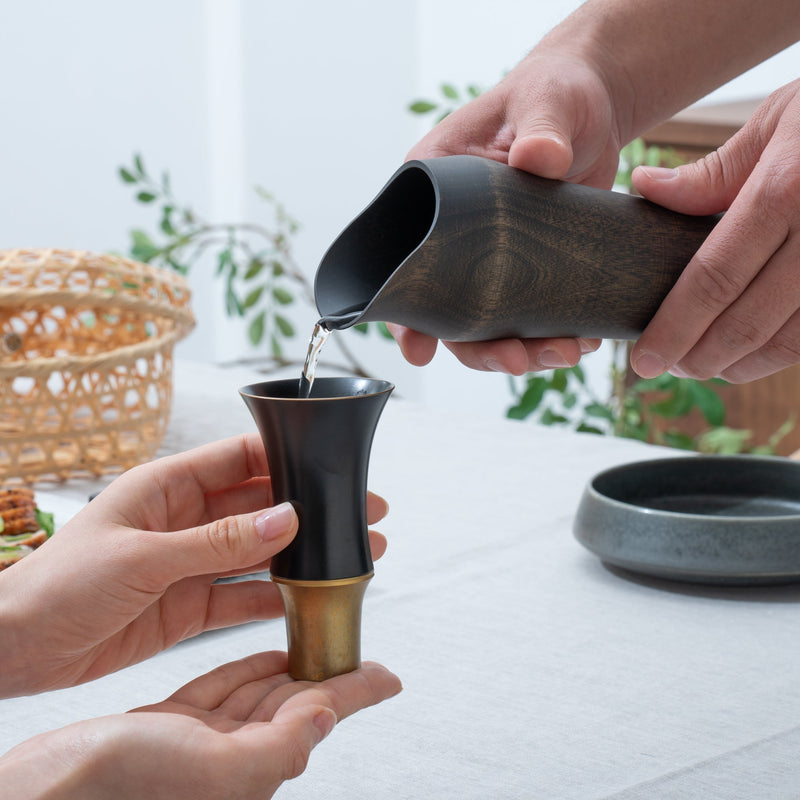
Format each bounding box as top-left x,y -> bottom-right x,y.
314,155 -> 721,341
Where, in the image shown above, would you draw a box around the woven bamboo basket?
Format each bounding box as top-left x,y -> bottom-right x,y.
0,249 -> 195,484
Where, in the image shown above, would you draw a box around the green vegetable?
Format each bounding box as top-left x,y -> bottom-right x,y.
35,508 -> 55,537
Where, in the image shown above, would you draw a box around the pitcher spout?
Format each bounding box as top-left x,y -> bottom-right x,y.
314,162 -> 438,330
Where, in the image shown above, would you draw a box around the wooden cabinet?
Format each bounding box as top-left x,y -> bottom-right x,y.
641,99 -> 800,456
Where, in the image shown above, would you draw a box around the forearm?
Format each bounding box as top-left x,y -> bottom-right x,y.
536,0 -> 800,140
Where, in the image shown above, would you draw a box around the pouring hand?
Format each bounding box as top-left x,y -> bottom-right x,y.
0,433 -> 390,698
394,47 -> 616,373
630,80 -> 800,383
395,0 -> 799,378
0,652 -> 402,799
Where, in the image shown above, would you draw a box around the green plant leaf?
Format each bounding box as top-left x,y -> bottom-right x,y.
129,230 -> 161,262
569,364 -> 586,384
275,314 -> 294,337
549,369 -> 568,393
688,380 -> 726,426
244,258 -> 264,280
226,284 -> 243,316
137,191 -> 157,204
159,207 -> 176,236
216,248 -> 233,276
409,100 -> 437,114
767,415 -> 796,449
119,167 -> 137,184
585,402 -> 614,420
697,426 -> 752,454
662,431 -> 696,450
441,83 -> 459,100
645,146 -> 663,167
540,409 -> 568,426
272,286 -> 293,305
248,312 -> 265,345
242,286 -> 264,309
647,379 -> 693,418
506,376 -> 548,420
133,153 -> 146,176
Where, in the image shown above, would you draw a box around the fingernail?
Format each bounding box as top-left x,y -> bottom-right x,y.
313,708 -> 337,742
539,350 -> 571,368
638,166 -> 677,181
254,502 -> 297,541
484,358 -> 509,374
634,352 -> 667,378
669,366 -> 690,378
578,338 -> 599,354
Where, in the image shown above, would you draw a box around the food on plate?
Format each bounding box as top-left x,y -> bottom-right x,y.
0,486 -> 55,570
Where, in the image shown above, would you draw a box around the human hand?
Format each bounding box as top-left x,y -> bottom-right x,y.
0,651 -> 402,800
630,79 -> 800,383
393,48 -> 619,373
0,433 -> 389,697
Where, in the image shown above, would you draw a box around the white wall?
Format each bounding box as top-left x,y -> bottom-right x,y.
2,0 -> 799,420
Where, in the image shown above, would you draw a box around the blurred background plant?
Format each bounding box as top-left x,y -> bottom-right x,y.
118,154 -> 391,376
410,82 -> 794,454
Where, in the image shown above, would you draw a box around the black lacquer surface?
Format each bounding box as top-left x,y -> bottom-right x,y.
240,377 -> 393,581
314,154 -> 721,341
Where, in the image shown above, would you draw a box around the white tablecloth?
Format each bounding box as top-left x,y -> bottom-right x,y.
3,360 -> 800,799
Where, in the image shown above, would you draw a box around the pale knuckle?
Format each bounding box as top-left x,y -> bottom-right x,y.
687,149 -> 730,193
203,517 -> 244,559
761,332 -> 800,366
716,312 -> 765,352
685,258 -> 743,312
757,162 -> 800,223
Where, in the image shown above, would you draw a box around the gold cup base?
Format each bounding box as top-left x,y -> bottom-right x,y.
271,573 -> 373,682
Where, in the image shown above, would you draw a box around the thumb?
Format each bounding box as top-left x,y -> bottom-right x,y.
632,136 -> 761,216
508,122 -> 573,179
139,502 -> 298,584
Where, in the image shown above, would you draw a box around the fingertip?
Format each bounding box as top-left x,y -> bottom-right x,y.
633,165 -> 677,184
631,350 -> 668,379
387,324 -> 438,366
367,529 -> 388,561
359,661 -> 404,699
579,338 -> 602,354
312,707 -> 337,743
254,502 -> 299,542
366,491 -> 389,522
454,338 -> 530,375
508,133 -> 573,178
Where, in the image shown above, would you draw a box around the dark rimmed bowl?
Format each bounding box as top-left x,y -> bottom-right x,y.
573,455 -> 800,585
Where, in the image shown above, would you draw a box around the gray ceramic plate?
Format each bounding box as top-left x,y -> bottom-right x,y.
573,455 -> 800,585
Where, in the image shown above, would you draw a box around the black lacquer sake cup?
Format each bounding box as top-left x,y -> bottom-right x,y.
240,377 -> 393,680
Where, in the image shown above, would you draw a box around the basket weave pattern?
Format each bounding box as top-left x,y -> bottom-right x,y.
0,249 -> 194,483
